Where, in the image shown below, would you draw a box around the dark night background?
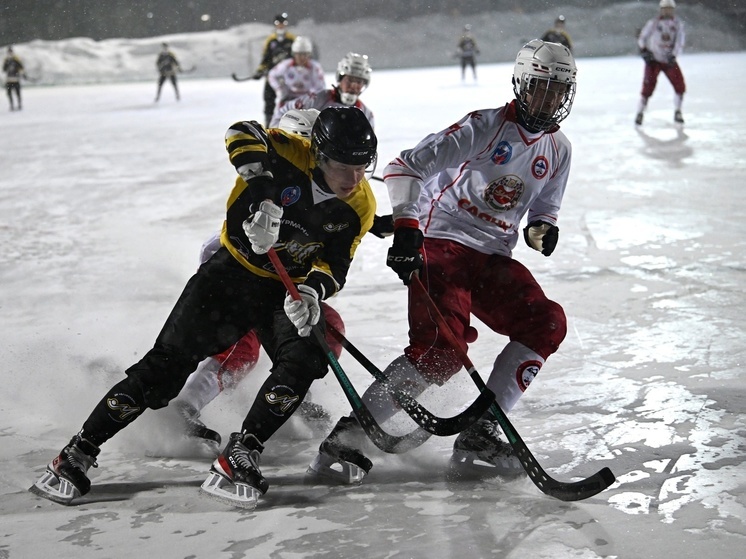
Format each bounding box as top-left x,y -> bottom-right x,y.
2,0 -> 744,46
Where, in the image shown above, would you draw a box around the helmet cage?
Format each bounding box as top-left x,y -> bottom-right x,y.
512,40 -> 577,132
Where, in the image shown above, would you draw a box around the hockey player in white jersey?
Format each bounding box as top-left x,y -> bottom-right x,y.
309,39 -> 577,483
271,52 -> 374,128
267,37 -> 325,126
635,0 -> 686,125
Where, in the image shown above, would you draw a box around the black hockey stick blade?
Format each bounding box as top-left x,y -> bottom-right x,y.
328,325 -> 494,436
411,275 -> 616,501
231,72 -> 254,82
491,401 -> 615,501
266,248 -> 429,454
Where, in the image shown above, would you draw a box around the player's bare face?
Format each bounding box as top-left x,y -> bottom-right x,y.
340,76 -> 366,95
526,79 -> 568,118
294,52 -> 312,65
320,159 -> 366,198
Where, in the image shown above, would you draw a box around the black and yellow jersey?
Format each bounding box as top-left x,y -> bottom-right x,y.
255,32 -> 296,76
220,120 -> 376,300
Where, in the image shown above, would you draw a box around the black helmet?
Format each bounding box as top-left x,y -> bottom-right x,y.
312,107 -> 377,166
274,13 -> 288,25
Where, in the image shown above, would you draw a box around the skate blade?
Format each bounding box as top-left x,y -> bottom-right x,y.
451,449 -> 525,477
306,453 -> 366,485
28,469 -> 80,505
199,471 -> 261,510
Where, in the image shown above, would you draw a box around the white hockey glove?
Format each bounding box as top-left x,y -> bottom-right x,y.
242,200 -> 283,255
523,220 -> 559,257
283,284 -> 321,337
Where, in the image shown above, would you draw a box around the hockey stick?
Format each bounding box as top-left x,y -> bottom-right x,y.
327,324 -> 495,436
231,72 -> 256,82
267,248 -> 428,454
411,275 -> 616,501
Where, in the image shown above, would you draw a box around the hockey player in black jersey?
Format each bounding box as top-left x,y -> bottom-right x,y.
29,107 -> 378,509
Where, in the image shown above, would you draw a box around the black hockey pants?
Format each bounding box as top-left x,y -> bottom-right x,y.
81,248 -> 328,445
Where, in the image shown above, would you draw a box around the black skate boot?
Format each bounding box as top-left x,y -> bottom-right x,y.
29,432 -> 100,505
674,110 -> 684,124
307,416 -> 372,484
175,401 -> 221,452
635,112 -> 644,126
452,417 -> 523,475
200,432 -> 268,509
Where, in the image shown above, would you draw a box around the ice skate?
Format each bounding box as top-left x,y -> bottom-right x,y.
175,401 -> 221,454
200,432 -> 268,510
29,433 -> 100,505
674,110 -> 684,124
306,416 -> 372,484
451,418 -> 524,475
635,112 -> 643,125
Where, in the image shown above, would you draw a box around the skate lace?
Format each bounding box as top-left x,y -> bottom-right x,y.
67,445 -> 98,471
231,442 -> 259,471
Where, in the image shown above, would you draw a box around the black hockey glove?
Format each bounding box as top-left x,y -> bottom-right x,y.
523,220 -> 559,257
387,227 -> 424,284
369,214 -> 394,238
640,49 -> 655,64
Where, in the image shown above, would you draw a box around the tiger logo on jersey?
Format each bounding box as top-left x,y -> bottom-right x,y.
284,238 -> 322,264
484,175 -> 524,212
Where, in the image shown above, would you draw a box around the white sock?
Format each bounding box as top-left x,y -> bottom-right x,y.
361,355 -> 431,423
176,357 -> 223,412
674,94 -> 683,111
485,341 -> 544,413
637,96 -> 648,114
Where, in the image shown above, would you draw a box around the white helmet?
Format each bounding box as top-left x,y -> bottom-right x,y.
512,39 -> 577,132
278,108 -> 320,138
659,0 -> 675,8
291,36 -> 313,55
335,53 -> 372,105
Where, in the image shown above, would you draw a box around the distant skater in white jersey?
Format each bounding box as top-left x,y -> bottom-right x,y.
271,52 -> 374,128
308,39 -> 578,482
636,0 -> 686,125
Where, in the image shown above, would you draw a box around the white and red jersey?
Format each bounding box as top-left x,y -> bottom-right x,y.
267,57 -> 326,104
384,101 -> 572,258
270,87 -> 375,129
638,15 -> 685,63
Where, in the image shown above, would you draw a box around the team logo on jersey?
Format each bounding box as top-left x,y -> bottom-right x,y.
484,175 -> 524,212
265,385 -> 299,416
490,141 -> 513,165
531,156 -> 549,179
323,222 -> 349,233
281,186 -> 301,206
284,239 -> 322,264
516,361 -> 542,392
106,395 -> 141,421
